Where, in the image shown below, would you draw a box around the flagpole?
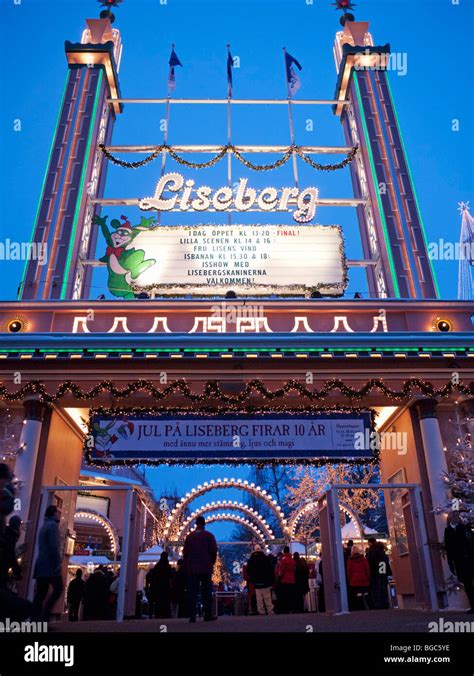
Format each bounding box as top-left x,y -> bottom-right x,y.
157,45 -> 174,226
283,47 -> 300,190
227,45 -> 232,226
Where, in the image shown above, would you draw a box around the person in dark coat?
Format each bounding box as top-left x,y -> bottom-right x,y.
31,505 -> 64,621
145,565 -> 156,618
151,552 -> 174,618
343,539 -> 354,564
83,567 -> 110,620
172,558 -> 188,618
366,538 -> 392,609
246,546 -> 275,615
293,552 -> 310,613
444,511 -> 474,613
67,569 -> 85,621
0,515 -> 22,588
183,515 -> 218,622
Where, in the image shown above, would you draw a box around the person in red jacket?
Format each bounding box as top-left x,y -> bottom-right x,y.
275,546 -> 296,613
346,546 -> 371,610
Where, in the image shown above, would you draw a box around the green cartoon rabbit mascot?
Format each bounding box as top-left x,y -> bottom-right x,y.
95,214 -> 156,299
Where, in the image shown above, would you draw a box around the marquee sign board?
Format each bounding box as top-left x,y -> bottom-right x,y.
123,224 -> 347,297
88,412 -> 372,462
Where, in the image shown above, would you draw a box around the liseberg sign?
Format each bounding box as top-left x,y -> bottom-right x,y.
88,412 -> 373,462
96,174 -> 347,298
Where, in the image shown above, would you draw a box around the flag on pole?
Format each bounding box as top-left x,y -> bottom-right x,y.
284,49 -> 302,98
168,45 -> 182,93
227,45 -> 234,98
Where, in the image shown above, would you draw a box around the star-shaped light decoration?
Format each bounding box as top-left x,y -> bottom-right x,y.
332,0 -> 357,11
458,201 -> 471,214
98,0 -> 124,7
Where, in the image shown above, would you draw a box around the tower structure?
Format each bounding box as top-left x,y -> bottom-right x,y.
19,16 -> 123,301
333,14 -> 439,299
457,202 -> 474,300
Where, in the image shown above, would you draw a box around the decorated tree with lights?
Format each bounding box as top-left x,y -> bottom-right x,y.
212,552 -> 229,587
440,410 -> 474,524
287,463 -> 381,541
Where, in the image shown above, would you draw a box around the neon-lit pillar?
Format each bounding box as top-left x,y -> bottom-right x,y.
333,20 -> 439,299
19,18 -> 123,301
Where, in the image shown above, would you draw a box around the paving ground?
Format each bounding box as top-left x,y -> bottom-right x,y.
50,609 -> 473,633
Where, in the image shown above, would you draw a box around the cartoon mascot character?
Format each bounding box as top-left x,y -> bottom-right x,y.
95,214 -> 156,298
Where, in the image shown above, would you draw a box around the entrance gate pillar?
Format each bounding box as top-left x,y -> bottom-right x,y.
318,489 -> 349,614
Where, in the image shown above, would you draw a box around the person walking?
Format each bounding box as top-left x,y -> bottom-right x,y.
183,515 -> 218,622
67,569 -> 85,621
366,538 -> 392,609
172,559 -> 188,618
0,515 -> 22,589
293,552 -> 310,613
152,551 -> 174,618
445,511 -> 474,613
31,505 -> 64,622
246,545 -> 275,615
275,546 -> 296,613
83,567 -> 110,620
346,546 -> 371,610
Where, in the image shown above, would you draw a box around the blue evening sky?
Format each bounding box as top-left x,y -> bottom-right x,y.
1,0 -> 473,538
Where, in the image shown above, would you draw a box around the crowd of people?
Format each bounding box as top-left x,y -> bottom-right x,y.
344,538 -> 392,610
2,462 -> 474,623
244,545 -> 310,615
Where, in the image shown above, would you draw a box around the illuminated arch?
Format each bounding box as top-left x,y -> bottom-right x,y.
177,500 -> 275,541
164,478 -> 288,539
185,513 -> 268,545
74,509 -> 120,557
289,501 -> 363,540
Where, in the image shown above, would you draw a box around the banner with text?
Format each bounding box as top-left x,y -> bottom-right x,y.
88,412 -> 372,462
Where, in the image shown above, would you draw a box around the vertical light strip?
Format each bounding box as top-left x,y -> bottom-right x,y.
17,72 -> 70,299
61,69 -> 103,299
385,75 -> 440,299
353,72 -> 400,298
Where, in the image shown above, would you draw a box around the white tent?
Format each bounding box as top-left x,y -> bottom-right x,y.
138,543 -> 164,563
69,555 -> 115,567
341,522 -> 378,539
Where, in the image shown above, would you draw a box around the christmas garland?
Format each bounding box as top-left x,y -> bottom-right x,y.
0,377 -> 471,404
99,143 -> 358,172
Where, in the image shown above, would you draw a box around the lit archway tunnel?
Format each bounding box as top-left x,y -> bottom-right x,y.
163,478 -> 288,539
177,500 -> 275,541
289,500 -> 363,541
73,509 -> 120,558
176,512 -> 268,547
